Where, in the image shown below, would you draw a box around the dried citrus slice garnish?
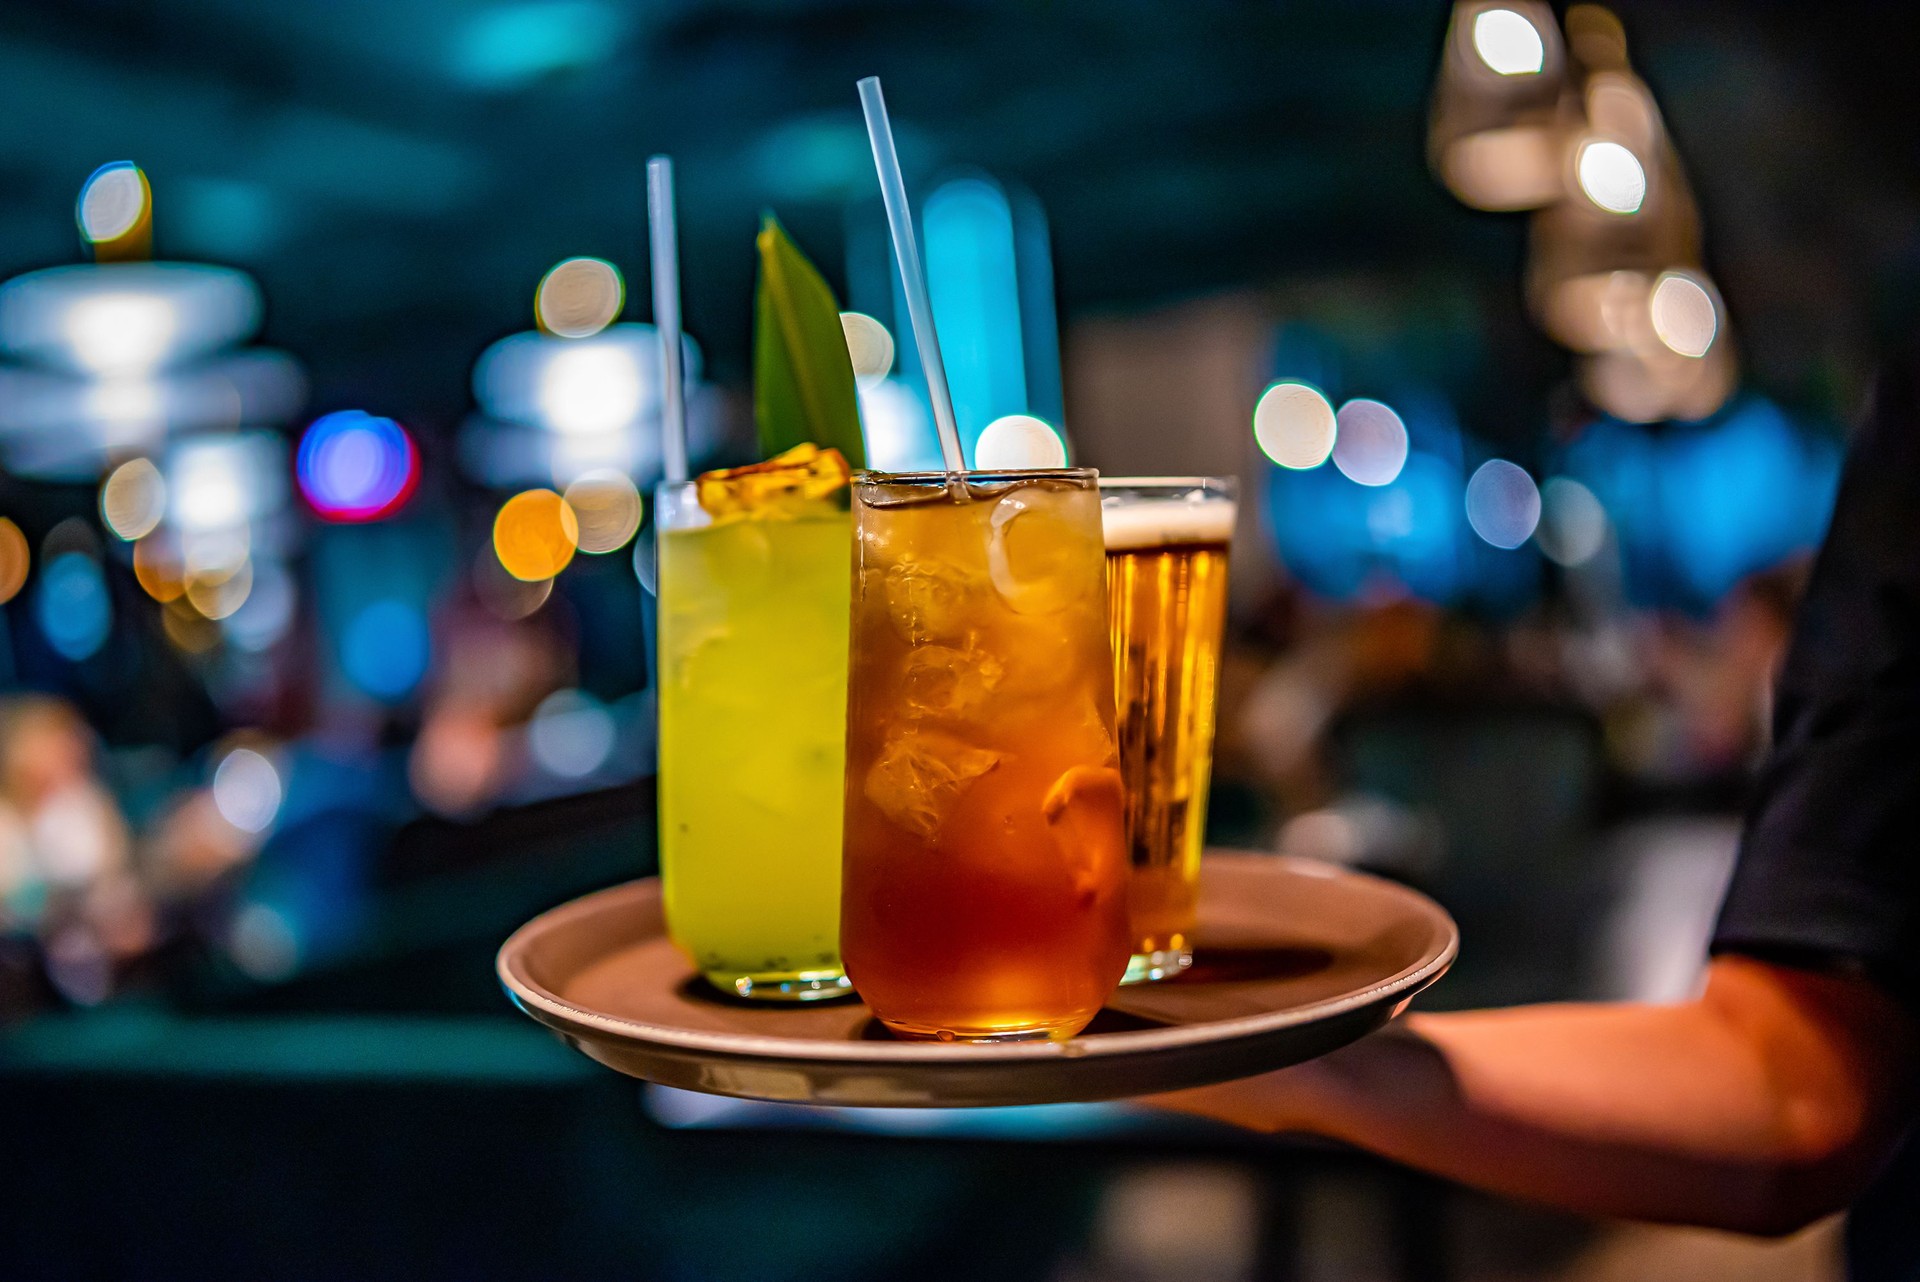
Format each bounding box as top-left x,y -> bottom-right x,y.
695,443 -> 850,520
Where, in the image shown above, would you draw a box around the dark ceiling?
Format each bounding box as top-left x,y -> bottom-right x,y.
0,1 -> 1915,442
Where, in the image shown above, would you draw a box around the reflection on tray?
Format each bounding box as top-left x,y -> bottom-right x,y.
646,1084 -> 1158,1140
676,975 -> 863,1009
1176,945 -> 1336,985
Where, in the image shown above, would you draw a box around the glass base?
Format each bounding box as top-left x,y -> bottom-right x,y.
1120,947 -> 1194,986
704,968 -> 853,1003
878,1019 -> 1085,1044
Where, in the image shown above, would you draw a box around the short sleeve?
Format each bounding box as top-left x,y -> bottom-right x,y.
1712,349 -> 1920,1005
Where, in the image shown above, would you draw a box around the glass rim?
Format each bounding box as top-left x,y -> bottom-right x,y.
853,466 -> 1097,487
1097,475 -> 1236,490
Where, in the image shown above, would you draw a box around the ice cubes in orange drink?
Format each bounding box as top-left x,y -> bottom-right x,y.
841,471 -> 1132,1041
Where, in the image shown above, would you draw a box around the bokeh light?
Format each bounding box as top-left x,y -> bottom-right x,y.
100,457 -> 168,540
561,469 -> 643,553
77,162 -> 151,245
182,526 -> 250,582
1536,476 -> 1610,567
0,519 -> 29,605
1255,382 -> 1338,470
223,560 -> 296,652
974,414 -> 1067,469
212,747 -> 283,835
1575,139 -> 1646,215
134,534 -> 187,603
1472,9 -> 1546,76
539,341 -> 644,435
65,293 -> 177,374
185,559 -> 253,621
840,311 -> 896,387
169,434 -> 284,532
536,257 -> 624,339
475,546 -> 553,620
1332,399 -> 1410,487
856,377 -> 939,472
0,263 -> 261,377
471,324 -> 688,435
493,488 -> 580,581
1649,271 -> 1719,359
297,410 -> 419,521
36,553 -> 112,661
227,903 -> 298,980
1465,459 -> 1542,549
162,598 -> 219,653
342,599 -> 430,701
528,689 -> 616,779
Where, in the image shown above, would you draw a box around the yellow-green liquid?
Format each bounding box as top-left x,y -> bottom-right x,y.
657,501 -> 851,998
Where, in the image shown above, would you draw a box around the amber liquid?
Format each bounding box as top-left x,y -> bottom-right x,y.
1106,538 -> 1230,969
840,474 -> 1131,1041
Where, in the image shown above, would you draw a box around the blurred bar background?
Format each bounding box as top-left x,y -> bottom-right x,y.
0,1 -> 1913,1278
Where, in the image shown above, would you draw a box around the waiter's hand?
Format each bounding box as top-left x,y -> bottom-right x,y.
1139,956 -> 1920,1235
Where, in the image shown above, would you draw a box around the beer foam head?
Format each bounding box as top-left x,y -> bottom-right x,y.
1101,495 -> 1236,550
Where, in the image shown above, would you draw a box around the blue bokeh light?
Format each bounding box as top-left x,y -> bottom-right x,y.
297,411 -> 417,522
340,599 -> 430,701
1559,397 -> 1841,610
35,553 -> 112,662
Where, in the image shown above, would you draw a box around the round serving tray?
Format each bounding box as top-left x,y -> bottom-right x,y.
497,852 -> 1456,1108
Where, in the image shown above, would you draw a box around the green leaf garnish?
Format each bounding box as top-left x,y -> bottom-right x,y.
753,215 -> 866,469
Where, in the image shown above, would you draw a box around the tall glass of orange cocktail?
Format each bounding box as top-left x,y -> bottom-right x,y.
840,467 -> 1130,1042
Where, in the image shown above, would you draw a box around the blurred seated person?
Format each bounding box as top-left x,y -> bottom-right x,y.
0,696 -> 151,985
1152,348 -> 1920,1276
408,600 -> 571,817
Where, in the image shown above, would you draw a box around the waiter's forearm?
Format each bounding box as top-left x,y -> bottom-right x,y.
1152,958 -> 1914,1234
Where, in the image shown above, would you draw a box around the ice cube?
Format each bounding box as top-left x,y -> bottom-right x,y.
882,558 -> 979,644
1041,764 -> 1127,904
986,488 -> 1098,616
991,614 -> 1083,699
900,645 -> 1005,721
864,730 -> 1002,840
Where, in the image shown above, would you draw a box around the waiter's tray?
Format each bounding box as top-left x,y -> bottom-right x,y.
497,852 -> 1456,1108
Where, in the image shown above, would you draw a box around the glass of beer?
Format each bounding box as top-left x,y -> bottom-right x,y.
1100,477 -> 1236,983
656,445 -> 853,1001
841,468 -> 1131,1041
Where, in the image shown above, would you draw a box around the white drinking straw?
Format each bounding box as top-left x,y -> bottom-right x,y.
646,155 -> 690,485
857,76 -> 967,476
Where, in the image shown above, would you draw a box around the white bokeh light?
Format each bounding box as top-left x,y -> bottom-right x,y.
1472,9 -> 1546,76
1332,399 -> 1410,487
974,414 -> 1067,470
538,343 -> 645,435
78,163 -> 149,243
1576,140 -> 1647,215
528,690 -> 616,779
1465,459 -> 1542,549
213,748 -> 284,835
100,457 -> 168,540
1649,272 -> 1719,358
536,258 -> 624,339
840,311 -> 896,388
856,377 -> 938,472
64,293 -> 177,374
1536,476 -> 1609,567
1255,382 -> 1337,470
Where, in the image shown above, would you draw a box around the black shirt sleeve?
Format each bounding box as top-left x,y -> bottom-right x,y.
1712,348 -> 1920,1005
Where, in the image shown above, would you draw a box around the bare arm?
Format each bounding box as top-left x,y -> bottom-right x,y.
1150,956 -> 1919,1235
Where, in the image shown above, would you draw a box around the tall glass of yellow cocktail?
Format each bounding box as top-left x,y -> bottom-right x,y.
656,445 -> 852,1000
